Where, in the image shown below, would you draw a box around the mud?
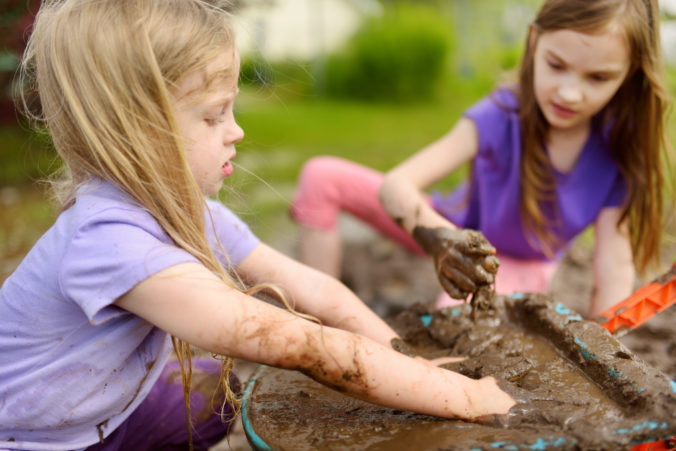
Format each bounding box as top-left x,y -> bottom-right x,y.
243,293 -> 676,450
412,225 -> 499,300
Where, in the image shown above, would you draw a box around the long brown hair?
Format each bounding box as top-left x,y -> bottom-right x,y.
20,0 -> 243,445
517,0 -> 673,271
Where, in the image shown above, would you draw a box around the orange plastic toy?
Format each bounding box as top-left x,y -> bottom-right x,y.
598,263 -> 676,335
598,263 -> 676,451
631,438 -> 675,451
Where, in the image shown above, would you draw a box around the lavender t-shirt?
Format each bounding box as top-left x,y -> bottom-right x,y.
0,180 -> 259,450
432,88 -> 626,261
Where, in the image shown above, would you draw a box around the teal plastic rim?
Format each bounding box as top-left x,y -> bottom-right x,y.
241,365 -> 272,451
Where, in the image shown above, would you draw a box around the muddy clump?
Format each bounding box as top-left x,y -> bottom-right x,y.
243,293 -> 676,450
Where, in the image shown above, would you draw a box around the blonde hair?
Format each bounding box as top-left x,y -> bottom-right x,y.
20,0 -> 245,444
516,0 -> 673,271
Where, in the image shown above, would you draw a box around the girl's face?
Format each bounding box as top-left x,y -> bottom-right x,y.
172,51 -> 244,196
532,26 -> 631,133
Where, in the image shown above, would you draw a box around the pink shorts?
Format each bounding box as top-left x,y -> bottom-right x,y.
291,156 -> 423,253
291,156 -> 559,308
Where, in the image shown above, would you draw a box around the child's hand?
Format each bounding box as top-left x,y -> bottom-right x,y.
470,376 -> 516,418
412,226 -> 499,300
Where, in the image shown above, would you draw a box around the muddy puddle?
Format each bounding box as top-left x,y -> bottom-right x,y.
243,293 -> 676,450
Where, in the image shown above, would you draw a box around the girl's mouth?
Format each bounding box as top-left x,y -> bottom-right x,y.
221,150 -> 236,177
222,160 -> 233,177
551,101 -> 576,119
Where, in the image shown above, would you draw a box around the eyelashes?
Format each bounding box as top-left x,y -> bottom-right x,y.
546,60 -> 612,83
205,115 -> 226,126
547,60 -> 563,71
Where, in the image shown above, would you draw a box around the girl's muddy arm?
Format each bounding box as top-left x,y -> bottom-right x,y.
114,262 -> 515,418
378,118 -> 479,233
379,118 -> 497,299
236,243 -> 399,347
589,208 -> 635,318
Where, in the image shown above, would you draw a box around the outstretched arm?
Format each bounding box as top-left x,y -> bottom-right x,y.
589,207 -> 634,318
114,259 -> 515,419
236,242 -> 398,347
378,117 -> 479,233
378,118 -> 498,300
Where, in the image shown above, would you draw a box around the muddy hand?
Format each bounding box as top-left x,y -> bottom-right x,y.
412,226 -> 499,300
471,376 -> 516,418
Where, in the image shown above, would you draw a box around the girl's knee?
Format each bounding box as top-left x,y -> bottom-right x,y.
296,156 -> 381,201
292,156 -> 361,229
297,156 -> 349,190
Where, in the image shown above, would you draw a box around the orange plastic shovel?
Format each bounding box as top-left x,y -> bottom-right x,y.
598,263 -> 676,336
597,263 -> 676,451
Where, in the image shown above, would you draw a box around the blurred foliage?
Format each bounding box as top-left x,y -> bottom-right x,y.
1,0 -> 39,124
240,57 -> 315,98
0,123 -> 58,186
323,3 -> 453,102
0,0 -> 37,49
240,3 -> 455,104
238,0 -> 537,103
240,57 -> 275,87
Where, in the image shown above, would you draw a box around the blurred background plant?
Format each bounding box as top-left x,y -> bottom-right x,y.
1,0 -> 675,281
322,3 -> 453,102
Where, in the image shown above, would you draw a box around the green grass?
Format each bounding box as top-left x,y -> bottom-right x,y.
0,123 -> 59,186
237,78 -> 487,157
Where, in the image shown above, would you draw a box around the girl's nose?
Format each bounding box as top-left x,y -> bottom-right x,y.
225,119 -> 244,145
557,79 -> 583,104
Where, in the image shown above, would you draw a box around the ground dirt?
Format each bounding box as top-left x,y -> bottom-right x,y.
214,218 -> 676,450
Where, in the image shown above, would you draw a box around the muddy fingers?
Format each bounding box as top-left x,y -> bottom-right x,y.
437,253 -> 478,293
413,225 -> 499,304
438,275 -> 470,300
483,255 -> 500,273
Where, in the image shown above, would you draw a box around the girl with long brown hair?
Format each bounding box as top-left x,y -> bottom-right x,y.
292,0 -> 673,319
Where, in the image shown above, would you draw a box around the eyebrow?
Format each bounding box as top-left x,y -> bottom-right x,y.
204,88 -> 239,107
545,50 -> 626,77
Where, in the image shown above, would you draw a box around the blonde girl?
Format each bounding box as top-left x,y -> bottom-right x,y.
292,0 -> 673,319
0,0 -> 514,449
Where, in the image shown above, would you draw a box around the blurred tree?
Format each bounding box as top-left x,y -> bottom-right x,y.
1,0 -> 40,124
0,0 -> 277,124
324,2 -> 453,102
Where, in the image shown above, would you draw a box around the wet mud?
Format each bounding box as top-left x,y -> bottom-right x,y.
412,225 -> 499,301
244,293 -> 676,450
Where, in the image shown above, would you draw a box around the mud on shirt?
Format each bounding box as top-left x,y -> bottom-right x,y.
0,180 -> 259,450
